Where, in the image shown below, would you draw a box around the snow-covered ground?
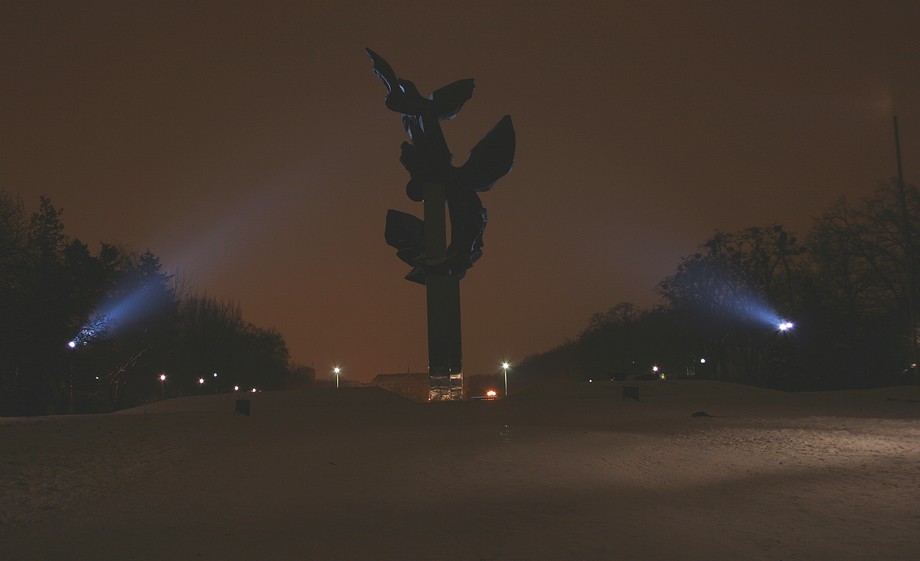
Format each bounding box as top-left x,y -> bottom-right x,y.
2,381 -> 919,561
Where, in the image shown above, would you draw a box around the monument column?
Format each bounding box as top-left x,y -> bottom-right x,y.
367,49 -> 515,401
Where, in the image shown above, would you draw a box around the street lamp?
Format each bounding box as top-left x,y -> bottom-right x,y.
501,361 -> 511,396
66,340 -> 77,411
159,373 -> 166,400
333,366 -> 341,388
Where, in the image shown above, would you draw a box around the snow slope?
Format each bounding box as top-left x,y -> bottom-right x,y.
1,381 -> 918,561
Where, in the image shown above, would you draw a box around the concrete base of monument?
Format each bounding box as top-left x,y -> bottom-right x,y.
429,372 -> 463,401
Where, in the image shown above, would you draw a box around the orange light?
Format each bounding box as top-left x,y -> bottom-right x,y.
486,390 -> 497,397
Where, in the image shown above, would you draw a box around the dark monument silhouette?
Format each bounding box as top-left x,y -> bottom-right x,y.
367,49 -> 515,400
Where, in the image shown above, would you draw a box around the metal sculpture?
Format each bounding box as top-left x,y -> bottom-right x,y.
367,49 -> 515,400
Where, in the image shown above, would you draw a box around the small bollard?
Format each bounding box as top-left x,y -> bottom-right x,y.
235,399 -> 251,415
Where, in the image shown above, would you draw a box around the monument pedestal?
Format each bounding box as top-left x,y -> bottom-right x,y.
429,373 -> 463,401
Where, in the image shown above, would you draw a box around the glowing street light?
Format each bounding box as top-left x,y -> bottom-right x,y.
159,373 -> 166,400
65,340 -> 79,411
333,366 -> 341,388
501,361 -> 511,396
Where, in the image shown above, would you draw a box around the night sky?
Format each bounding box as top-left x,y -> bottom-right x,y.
3,1 -> 919,381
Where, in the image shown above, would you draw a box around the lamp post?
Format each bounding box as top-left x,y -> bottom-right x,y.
501,361 -> 511,397
159,373 -> 166,400
67,341 -> 77,412
333,366 -> 341,389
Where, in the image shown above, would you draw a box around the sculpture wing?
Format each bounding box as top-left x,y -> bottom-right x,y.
455,115 -> 515,192
365,48 -> 397,94
430,79 -> 475,120
384,209 -> 426,285
384,209 -> 424,254
366,48 -> 429,115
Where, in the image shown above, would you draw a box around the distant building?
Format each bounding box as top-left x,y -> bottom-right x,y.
370,373 -> 429,403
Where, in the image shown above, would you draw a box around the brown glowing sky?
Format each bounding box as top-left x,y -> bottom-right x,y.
2,1 -> 919,381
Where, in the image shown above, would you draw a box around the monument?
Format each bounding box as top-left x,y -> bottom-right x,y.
366,49 -> 516,401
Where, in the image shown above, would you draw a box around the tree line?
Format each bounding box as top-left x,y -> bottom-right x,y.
0,191 -> 314,416
516,179 -> 920,391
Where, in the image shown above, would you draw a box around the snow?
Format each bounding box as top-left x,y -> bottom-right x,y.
2,381 -> 919,561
